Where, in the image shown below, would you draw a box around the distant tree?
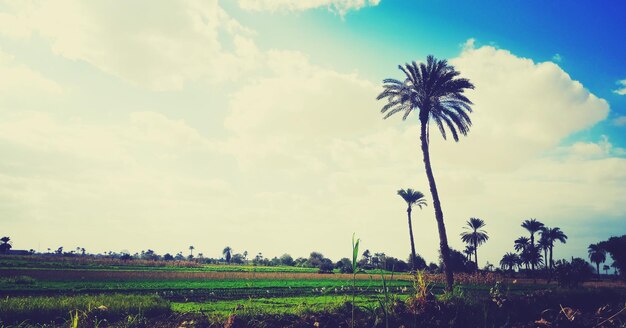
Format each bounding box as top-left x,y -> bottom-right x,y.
243,251 -> 248,264
279,254 -> 294,266
603,264 -> 610,275
427,262 -> 440,273
378,56 -> 475,291
319,258 -> 334,274
521,219 -> 544,271
407,253 -> 427,270
541,227 -> 567,269
384,257 -> 409,272
397,188 -> 427,271
269,256 -> 281,266
56,247 -> 63,255
460,217 -> 488,271
500,252 -> 520,272
361,250 -> 372,266
598,235 -> 626,281
294,257 -> 307,267
588,243 -> 606,275
189,246 -> 195,257
463,245 -> 475,262
308,252 -> 325,268
440,248 -> 469,273
520,246 -> 543,271
336,258 -> 353,274
231,253 -> 245,264
554,258 -> 594,288
163,253 -> 174,261
0,237 -> 12,254
223,246 -> 232,264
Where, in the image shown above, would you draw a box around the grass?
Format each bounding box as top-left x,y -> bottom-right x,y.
0,294 -> 170,325
171,294 -> 409,317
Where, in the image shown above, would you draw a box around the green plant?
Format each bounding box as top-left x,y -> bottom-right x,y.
351,233 -> 360,328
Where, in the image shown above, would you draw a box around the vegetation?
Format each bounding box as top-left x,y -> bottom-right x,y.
396,188 -> 427,272
378,55 -> 475,291
459,217 -> 488,271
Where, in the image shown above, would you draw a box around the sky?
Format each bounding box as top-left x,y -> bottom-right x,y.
1,0 -> 625,268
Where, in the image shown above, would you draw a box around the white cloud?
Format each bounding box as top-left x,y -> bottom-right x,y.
217,43 -> 623,263
0,48 -> 63,99
0,0 -> 260,91
238,0 -> 381,15
613,116 -> 626,126
614,79 -> 626,95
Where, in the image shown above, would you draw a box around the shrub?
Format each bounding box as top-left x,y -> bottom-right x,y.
554,258 -> 594,288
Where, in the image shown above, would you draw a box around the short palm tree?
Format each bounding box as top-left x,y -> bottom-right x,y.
0,237 -> 11,254
520,246 -> 543,270
460,218 -> 488,271
514,236 -> 530,252
537,235 -> 551,269
521,219 -> 544,271
603,264 -> 610,275
500,252 -> 519,272
397,188 -> 427,271
378,56 -> 475,290
588,243 -> 606,275
541,227 -> 567,269
463,245 -> 475,261
223,246 -> 232,264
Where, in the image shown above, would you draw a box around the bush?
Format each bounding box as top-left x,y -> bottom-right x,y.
554,258 -> 594,288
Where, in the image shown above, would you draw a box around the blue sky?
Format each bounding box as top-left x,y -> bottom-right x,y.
0,0 -> 624,268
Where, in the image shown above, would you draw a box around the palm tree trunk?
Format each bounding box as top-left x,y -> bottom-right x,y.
419,119 -> 454,291
596,263 -> 600,276
407,206 -> 418,271
549,246 -> 554,270
474,241 -> 479,272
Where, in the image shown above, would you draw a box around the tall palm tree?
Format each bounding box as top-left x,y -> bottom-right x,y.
460,218 -> 488,271
223,246 -> 232,264
588,243 -> 606,275
541,227 -> 567,269
500,252 -> 519,272
189,245 -> 195,257
397,188 -> 427,271
378,56 -> 475,290
521,219 -> 544,271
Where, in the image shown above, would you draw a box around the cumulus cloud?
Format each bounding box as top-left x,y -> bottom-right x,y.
238,0 -> 381,15
218,42 -> 622,262
0,0 -> 259,91
614,79 -> 626,95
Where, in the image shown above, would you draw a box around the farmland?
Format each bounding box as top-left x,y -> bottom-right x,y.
2,255 -> 625,327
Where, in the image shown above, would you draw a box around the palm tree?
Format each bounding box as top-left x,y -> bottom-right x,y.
397,188 -> 427,271
223,246 -> 232,264
541,227 -> 567,269
378,56 -> 475,290
537,235 -> 551,269
603,264 -> 610,275
500,252 -> 519,272
463,245 -> 475,261
521,219 -> 544,271
460,218 -> 488,271
189,245 -> 195,257
514,236 -> 530,252
588,243 -> 606,275
520,246 -> 543,271
0,237 -> 12,254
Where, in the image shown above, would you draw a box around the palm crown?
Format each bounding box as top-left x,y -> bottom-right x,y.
521,219 -> 544,244
377,56 -> 474,141
397,189 -> 427,210
460,218 -> 489,246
